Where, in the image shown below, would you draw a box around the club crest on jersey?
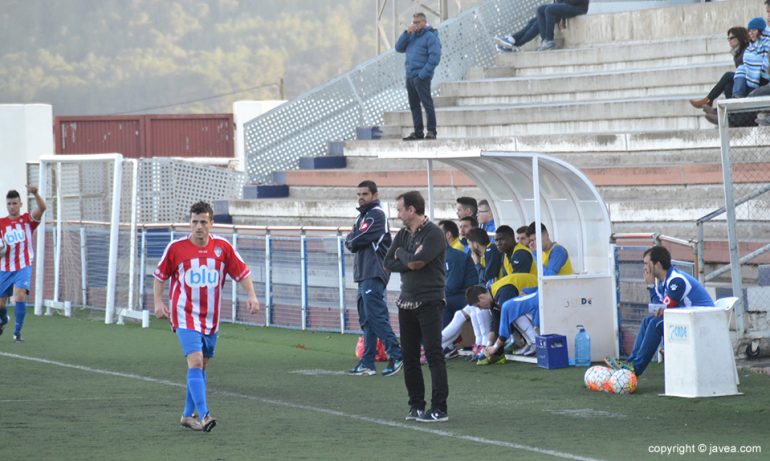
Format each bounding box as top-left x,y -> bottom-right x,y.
3,229 -> 25,245
214,246 -> 223,257
184,266 -> 219,288
359,221 -> 370,231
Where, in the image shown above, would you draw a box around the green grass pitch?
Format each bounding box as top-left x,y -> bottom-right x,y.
1,310 -> 768,461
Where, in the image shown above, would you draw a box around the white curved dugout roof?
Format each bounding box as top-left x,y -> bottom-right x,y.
378,149 -> 618,359
380,150 -> 613,275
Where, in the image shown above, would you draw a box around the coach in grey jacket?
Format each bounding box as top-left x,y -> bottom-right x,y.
345,180 -> 403,377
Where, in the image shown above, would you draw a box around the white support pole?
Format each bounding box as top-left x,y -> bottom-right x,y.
52,161 -> 63,310
138,228 -> 147,311
231,231 -> 239,323
427,159 -> 434,220
532,155 -> 545,330
105,157 -> 124,324
34,161 -> 48,316
127,160 -> 138,312
718,103 -> 745,337
80,226 -> 87,306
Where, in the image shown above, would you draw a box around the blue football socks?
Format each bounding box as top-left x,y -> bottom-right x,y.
187,368 -> 208,418
182,369 -> 207,417
14,301 -> 26,336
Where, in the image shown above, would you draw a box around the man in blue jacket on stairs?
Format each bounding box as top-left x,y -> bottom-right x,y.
396,12 -> 442,141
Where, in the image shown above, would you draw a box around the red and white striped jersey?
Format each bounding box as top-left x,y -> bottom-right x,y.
0,213 -> 40,272
154,234 -> 250,335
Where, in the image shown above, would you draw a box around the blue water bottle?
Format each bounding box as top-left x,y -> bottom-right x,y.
575,324 -> 591,367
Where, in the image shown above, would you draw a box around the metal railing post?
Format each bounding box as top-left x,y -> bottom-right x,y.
337,232 -> 346,333
231,231 -> 239,323
300,231 -> 308,330
265,232 -> 272,327
696,221 -> 705,283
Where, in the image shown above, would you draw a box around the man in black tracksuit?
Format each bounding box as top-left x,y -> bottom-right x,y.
346,180 -> 403,377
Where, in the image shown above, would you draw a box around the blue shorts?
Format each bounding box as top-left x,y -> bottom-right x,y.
176,328 -> 218,358
0,266 -> 33,298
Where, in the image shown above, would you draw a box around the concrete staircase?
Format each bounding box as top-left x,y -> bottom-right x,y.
227,0 -> 770,253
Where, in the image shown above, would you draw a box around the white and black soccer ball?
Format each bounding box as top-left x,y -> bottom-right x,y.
609,368 -> 638,394
0,237 -> 6,258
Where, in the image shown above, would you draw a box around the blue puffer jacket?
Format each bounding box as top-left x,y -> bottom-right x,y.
395,26 -> 442,80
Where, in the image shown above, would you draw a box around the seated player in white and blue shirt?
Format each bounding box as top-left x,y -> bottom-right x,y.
607,245 -> 714,377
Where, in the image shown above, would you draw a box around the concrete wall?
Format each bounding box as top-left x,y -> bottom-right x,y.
0,104 -> 53,200
563,0 -> 762,46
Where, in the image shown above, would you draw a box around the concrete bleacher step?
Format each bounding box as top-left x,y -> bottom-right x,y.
470,34 -> 730,79
439,63 -> 726,107
297,155 -> 346,170
242,184 -> 289,199
383,96 -> 715,138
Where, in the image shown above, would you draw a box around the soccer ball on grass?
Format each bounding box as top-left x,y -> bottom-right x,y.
583,365 -> 613,392
608,368 -> 637,394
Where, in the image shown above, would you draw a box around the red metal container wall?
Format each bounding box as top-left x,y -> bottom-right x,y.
55,114 -> 234,158
55,116 -> 144,157
145,115 -> 233,158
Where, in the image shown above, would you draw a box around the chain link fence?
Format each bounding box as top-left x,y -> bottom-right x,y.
708,96 -> 770,356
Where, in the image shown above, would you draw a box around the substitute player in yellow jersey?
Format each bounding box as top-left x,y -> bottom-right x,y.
525,222 -> 572,276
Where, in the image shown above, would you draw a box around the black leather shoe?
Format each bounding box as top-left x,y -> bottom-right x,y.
402,132 -> 424,141
425,132 -> 436,140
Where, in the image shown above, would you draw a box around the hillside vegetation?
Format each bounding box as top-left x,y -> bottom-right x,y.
0,0 -> 388,115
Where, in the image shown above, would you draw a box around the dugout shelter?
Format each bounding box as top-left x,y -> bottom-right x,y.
378,150 -> 618,361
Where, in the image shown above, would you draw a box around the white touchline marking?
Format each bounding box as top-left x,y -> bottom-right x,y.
0,397 -> 141,403
0,351 -> 604,461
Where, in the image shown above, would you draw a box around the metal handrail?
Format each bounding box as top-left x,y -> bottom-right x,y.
695,183 -> 770,282
611,232 -> 695,249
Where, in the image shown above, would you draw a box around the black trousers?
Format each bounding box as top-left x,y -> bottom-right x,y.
707,71 -> 735,102
398,301 -> 448,413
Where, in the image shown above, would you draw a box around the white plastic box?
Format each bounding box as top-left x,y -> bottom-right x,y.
663,307 -> 740,398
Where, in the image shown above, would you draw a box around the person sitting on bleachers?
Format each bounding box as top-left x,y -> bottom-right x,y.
689,27 -> 749,109
494,0 -> 590,52
731,17 -> 770,98
438,220 -> 479,329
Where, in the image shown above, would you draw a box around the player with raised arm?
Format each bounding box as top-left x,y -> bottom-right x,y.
0,186 -> 47,342
154,201 -> 260,432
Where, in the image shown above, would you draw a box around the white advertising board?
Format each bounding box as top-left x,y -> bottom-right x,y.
540,274 -> 618,361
